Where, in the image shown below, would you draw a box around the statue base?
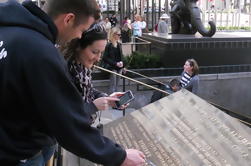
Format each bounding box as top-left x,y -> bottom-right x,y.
139,32 -> 251,68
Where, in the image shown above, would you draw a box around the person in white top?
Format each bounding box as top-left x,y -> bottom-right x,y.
141,16 -> 148,33
132,15 -> 145,37
157,13 -> 169,34
103,17 -> 111,38
141,16 -> 146,31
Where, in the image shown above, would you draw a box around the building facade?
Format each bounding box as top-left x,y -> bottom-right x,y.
198,0 -> 251,13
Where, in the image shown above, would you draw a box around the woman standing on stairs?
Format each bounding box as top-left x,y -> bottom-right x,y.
180,58 -> 200,94
102,27 -> 125,94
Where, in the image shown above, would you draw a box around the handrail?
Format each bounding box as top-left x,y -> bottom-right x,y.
94,65 -> 169,95
125,68 -> 251,121
125,69 -> 167,86
94,65 -> 251,126
121,36 -> 152,55
121,37 -> 151,45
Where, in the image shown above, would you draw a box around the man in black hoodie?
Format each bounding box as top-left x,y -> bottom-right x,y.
0,0 -> 145,166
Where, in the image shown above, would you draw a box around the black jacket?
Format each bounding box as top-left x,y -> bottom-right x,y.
102,42 -> 123,70
0,0 -> 126,165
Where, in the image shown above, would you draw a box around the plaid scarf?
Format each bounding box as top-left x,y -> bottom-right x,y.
68,58 -> 94,103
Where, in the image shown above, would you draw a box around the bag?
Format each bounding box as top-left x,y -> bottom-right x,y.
154,23 -> 158,32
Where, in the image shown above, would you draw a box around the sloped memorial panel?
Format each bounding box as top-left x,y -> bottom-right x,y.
86,89 -> 251,166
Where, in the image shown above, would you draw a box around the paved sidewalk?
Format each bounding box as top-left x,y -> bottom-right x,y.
93,108 -> 136,126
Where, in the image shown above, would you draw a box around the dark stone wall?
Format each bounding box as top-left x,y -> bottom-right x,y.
93,72 -> 251,118
139,33 -> 251,68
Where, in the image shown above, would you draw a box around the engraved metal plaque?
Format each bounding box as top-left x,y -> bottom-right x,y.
101,89 -> 251,166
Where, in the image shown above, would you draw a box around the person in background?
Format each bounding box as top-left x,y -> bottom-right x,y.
121,16 -> 132,43
110,14 -> 118,28
121,16 -> 127,25
131,15 -> 145,37
141,16 -> 148,33
62,23 -> 126,122
167,78 -> 181,93
103,17 -> 111,37
180,58 -> 199,94
150,58 -> 199,103
102,27 -> 124,93
150,78 -> 181,103
157,13 -> 169,34
0,0 -> 145,165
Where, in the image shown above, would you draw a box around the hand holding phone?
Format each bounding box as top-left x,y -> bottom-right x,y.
93,97 -> 119,111
115,90 -> 134,109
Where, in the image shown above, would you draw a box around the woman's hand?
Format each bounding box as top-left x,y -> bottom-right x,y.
121,149 -> 146,166
116,61 -> 123,68
109,92 -> 130,110
93,97 -> 119,110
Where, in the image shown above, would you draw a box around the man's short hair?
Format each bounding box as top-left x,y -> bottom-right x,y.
170,78 -> 180,87
44,0 -> 100,25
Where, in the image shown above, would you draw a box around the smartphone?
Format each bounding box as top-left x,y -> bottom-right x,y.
115,90 -> 135,108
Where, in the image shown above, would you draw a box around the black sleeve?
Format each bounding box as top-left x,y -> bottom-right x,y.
92,88 -> 108,99
83,102 -> 99,117
118,43 -> 123,63
23,43 -> 126,166
86,88 -> 108,115
103,43 -> 117,67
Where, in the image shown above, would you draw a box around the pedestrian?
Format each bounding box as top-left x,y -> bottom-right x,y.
121,16 -> 132,43
102,27 -> 124,93
0,0 -> 145,166
62,23 -> 127,122
141,16 -> 148,33
157,13 -> 169,34
132,15 -> 145,37
110,14 -> 118,28
180,58 -> 199,94
103,17 -> 112,38
150,78 -> 181,103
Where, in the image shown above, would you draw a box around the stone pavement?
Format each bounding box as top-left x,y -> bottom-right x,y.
93,108 -> 136,126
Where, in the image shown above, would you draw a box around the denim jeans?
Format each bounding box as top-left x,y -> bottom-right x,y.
17,145 -> 56,166
109,69 -> 122,93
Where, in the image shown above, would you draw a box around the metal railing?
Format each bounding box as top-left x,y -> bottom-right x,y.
202,10 -> 251,28
121,36 -> 151,55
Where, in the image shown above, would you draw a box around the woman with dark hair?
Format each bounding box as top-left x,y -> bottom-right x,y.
150,59 -> 199,103
62,24 -> 146,166
63,23 -> 124,123
121,16 -> 131,43
180,58 -> 199,94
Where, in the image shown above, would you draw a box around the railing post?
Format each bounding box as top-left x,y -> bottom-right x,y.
149,43 -> 151,55
122,74 -> 126,116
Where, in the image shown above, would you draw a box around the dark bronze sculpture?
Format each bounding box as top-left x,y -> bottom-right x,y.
170,0 -> 216,37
